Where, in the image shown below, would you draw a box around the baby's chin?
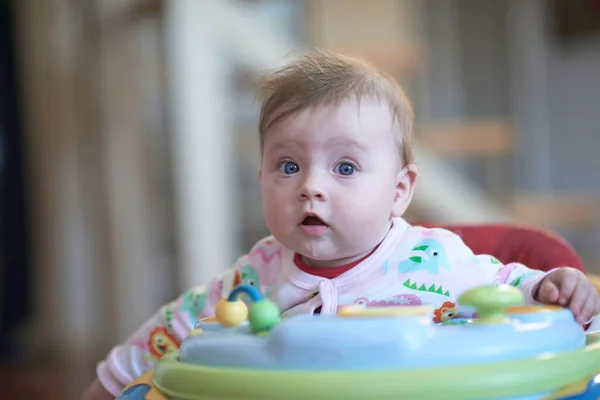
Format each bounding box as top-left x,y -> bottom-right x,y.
274,230 -> 376,265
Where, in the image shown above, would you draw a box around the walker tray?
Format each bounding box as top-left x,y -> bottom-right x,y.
118,284 -> 600,400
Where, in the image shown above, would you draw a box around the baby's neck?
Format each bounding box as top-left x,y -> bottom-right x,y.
300,247 -> 376,268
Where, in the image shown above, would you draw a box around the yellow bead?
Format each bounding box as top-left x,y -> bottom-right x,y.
215,298 -> 248,327
189,328 -> 203,336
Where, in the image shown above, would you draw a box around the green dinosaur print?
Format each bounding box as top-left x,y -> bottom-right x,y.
509,271 -> 539,288
179,290 -> 207,325
165,309 -> 173,329
409,245 -> 429,263
398,239 -> 450,274
240,265 -> 261,288
490,256 -> 501,265
403,278 -> 450,297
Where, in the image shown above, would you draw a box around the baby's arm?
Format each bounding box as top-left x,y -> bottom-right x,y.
84,236 -> 281,398
459,253 -> 600,323
93,275 -> 229,397
480,254 -> 547,300
436,230 -> 548,304
81,378 -> 113,400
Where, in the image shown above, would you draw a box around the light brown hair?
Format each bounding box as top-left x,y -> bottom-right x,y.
257,50 -> 414,165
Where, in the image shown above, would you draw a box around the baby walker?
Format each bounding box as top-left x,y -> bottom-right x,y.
117,283 -> 600,400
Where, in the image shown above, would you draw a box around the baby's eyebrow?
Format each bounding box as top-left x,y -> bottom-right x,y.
265,139 -> 302,152
265,136 -> 369,154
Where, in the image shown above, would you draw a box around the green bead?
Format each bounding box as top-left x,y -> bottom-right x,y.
249,299 -> 281,333
458,284 -> 524,322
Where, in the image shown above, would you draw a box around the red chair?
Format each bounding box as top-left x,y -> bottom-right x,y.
414,222 -> 586,274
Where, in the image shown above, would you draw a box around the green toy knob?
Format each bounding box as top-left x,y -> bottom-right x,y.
458,284 -> 524,323
249,299 -> 281,333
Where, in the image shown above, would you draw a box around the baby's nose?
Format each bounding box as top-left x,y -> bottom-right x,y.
299,187 -> 325,200
297,174 -> 326,201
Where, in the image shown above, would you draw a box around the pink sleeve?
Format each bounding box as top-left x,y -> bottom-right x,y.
96,236 -> 283,396
452,254 -> 547,306
96,277 -> 225,396
418,228 -> 548,305
494,262 -> 548,304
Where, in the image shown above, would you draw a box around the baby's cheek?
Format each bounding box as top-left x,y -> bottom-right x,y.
338,199 -> 386,228
262,193 -> 284,219
264,201 -> 299,240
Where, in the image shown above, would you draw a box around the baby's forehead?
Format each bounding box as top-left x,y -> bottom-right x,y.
264,105 -> 397,155
275,97 -> 395,135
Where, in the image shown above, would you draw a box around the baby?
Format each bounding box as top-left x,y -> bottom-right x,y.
83,50 -> 600,399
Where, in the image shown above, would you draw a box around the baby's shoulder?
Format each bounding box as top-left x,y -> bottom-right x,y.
244,235 -> 287,266
232,235 -> 287,288
395,222 -> 464,246
383,221 -> 471,265
247,235 -> 283,253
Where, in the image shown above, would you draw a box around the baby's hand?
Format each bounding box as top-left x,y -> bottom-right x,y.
533,267 -> 600,324
81,379 -> 114,400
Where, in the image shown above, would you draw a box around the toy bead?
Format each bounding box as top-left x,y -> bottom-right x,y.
249,299 -> 281,332
225,284 -> 281,333
215,298 -> 248,327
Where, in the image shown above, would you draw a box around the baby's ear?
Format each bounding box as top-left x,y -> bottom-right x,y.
391,164 -> 418,218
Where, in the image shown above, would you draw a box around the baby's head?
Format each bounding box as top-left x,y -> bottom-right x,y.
257,50 -> 418,267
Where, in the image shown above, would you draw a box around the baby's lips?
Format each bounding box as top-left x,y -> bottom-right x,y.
299,212 -> 328,226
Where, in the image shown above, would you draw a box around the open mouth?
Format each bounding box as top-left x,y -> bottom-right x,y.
299,214 -> 328,236
301,215 -> 327,226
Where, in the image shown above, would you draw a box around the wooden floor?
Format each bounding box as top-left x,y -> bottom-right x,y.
0,363 -> 68,399
0,358 -> 97,400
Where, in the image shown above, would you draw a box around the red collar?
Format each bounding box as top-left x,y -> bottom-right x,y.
293,249 -> 375,279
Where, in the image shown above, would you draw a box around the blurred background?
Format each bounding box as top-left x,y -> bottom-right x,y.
0,0 -> 598,398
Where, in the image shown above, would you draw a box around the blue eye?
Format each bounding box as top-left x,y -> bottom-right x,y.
335,162 -> 356,176
280,161 -> 299,175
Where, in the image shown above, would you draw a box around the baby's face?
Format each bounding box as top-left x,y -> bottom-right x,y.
260,97 -> 410,267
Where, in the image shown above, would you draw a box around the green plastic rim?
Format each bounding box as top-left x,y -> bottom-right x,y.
153,343 -> 600,400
